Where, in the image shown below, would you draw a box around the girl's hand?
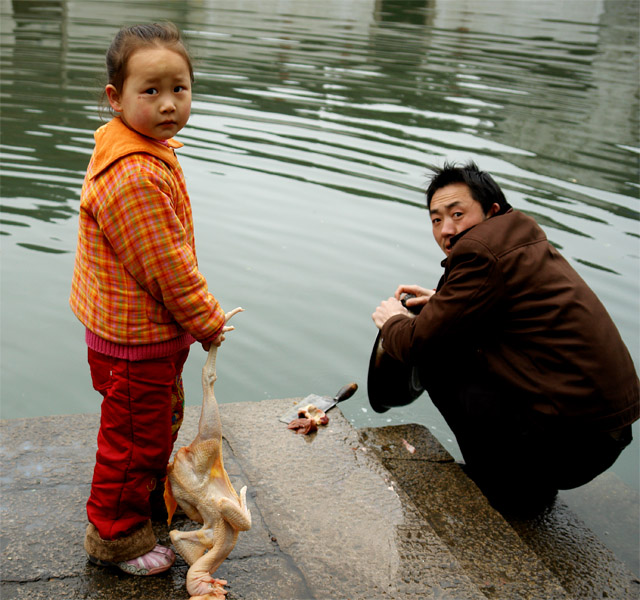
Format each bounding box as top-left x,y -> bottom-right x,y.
393,284 -> 435,308
201,334 -> 224,352
201,307 -> 244,351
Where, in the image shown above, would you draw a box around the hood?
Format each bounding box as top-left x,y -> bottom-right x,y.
88,117 -> 183,180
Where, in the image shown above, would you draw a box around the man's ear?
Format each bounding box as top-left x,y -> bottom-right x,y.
487,202 -> 501,218
105,84 -> 122,112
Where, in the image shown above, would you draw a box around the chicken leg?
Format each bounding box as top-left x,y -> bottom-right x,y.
165,308 -> 251,599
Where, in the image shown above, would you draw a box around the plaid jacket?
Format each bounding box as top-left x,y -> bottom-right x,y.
70,117 -> 225,346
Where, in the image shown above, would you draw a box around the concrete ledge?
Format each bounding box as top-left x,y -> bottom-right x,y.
1,401 -> 638,599
219,399 -> 484,600
1,401 -> 481,600
359,423 -> 640,600
359,424 -> 568,600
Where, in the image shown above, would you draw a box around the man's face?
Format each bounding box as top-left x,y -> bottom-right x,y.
429,183 -> 499,255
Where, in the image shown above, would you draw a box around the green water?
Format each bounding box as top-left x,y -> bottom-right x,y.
1,0 -> 638,568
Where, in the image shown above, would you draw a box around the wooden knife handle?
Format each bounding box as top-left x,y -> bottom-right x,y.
334,382 -> 358,403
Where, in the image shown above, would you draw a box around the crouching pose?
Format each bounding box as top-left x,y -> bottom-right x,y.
372,161 -> 639,514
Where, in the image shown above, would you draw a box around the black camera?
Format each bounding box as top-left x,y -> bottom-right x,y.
400,293 -> 422,315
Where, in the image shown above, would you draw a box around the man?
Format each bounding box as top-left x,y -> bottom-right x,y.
371,161 -> 639,513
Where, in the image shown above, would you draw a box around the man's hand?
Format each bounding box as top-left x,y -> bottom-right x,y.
394,285 -> 435,309
372,297 -> 411,330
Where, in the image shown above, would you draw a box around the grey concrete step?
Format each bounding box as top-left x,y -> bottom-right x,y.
1,401 -> 483,600
214,398 -> 486,600
359,423 -> 640,600
1,402 -> 637,600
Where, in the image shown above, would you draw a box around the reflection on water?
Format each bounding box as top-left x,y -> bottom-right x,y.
1,0 -> 638,568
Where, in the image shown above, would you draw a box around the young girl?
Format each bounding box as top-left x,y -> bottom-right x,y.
70,23 -> 226,576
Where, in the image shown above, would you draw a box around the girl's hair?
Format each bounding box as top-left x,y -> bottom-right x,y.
105,22 -> 194,95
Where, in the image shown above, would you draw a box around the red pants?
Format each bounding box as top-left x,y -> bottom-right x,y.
86,347 -> 189,540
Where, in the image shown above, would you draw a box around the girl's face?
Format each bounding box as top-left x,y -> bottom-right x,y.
106,46 -> 192,141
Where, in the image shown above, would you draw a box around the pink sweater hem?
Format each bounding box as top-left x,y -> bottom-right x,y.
85,328 -> 195,361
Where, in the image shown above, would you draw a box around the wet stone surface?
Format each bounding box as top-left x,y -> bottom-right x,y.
218,399 -> 483,599
0,411 -> 309,599
2,403 -> 637,599
0,403 -> 481,599
359,423 -> 640,600
359,425 -> 569,600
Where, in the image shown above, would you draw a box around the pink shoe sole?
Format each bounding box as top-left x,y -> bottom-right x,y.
88,543 -> 175,576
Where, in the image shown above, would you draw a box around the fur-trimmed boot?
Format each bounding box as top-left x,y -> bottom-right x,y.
84,520 -> 175,576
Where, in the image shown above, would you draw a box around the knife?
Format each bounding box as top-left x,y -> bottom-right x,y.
279,382 -> 358,424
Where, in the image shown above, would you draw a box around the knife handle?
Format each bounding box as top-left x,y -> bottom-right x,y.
334,382 -> 358,403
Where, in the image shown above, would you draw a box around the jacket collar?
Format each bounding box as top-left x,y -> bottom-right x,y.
88,117 -> 183,180
440,208 -> 514,267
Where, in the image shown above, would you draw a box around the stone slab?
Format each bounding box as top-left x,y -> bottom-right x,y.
0,402 -> 483,600
0,411 -> 305,600
359,423 -> 640,600
218,398 -> 484,599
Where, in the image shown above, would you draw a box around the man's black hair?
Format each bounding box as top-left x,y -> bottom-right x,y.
426,161 -> 512,215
